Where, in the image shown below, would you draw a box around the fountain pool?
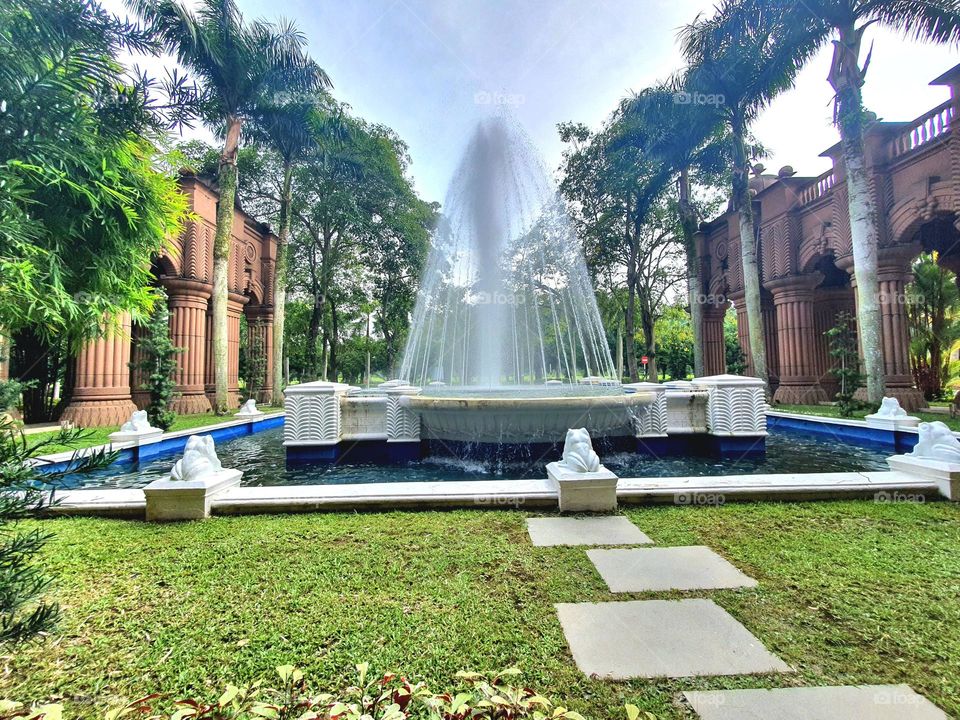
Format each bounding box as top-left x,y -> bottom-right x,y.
55,426 -> 890,490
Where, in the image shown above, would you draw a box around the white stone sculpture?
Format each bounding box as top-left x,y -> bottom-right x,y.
236,398 -> 263,417
557,428 -> 601,474
908,421 -> 960,463
120,410 -> 154,432
874,397 -> 908,418
171,435 -> 223,482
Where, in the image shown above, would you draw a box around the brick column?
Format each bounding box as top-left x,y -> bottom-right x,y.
245,306 -> 274,404
877,246 -> 925,410
61,314 -> 137,427
205,294 -> 248,409
165,278 -> 213,414
702,303 -> 727,375
766,274 -> 829,404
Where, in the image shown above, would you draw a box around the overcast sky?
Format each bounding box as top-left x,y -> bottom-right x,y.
105,0 -> 959,205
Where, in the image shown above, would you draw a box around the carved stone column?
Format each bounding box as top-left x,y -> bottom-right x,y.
204,293 -> 249,409
728,291 -> 753,376
130,321 -> 150,410
812,286 -> 856,399
702,303 -> 727,376
877,245 -> 925,410
61,314 -> 137,427
245,305 -> 274,405
165,278 -> 213,414
766,273 -> 829,404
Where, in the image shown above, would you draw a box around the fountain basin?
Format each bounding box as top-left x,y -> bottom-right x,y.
400,391 -> 654,443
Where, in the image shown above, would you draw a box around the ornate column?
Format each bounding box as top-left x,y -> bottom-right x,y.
165,278 -> 213,414
60,314 -> 137,427
762,296 -> 780,393
130,321 -> 150,409
701,303 -> 727,375
204,293 -> 249,410
812,286 -> 856,399
765,273 -> 829,404
728,291 -> 753,376
245,305 -> 274,404
877,245 -> 925,410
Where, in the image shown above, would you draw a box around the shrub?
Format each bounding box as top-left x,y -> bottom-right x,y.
131,292 -> 182,431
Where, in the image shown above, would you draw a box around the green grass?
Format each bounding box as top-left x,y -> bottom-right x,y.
4,502 -> 959,718
25,407 -> 283,454
773,403 -> 960,431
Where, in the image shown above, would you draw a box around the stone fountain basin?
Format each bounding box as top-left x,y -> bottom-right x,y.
399,391 -> 655,443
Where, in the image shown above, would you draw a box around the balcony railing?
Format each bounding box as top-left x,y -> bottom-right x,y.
889,99 -> 954,160
798,169 -> 836,206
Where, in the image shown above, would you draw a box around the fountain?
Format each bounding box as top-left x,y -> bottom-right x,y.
283,117 -> 766,462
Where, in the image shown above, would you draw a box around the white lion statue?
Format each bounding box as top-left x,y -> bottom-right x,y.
171,435 -> 223,482
237,399 -> 260,416
874,397 -> 908,418
909,421 -> 960,463
120,410 -> 153,433
557,428 -> 600,474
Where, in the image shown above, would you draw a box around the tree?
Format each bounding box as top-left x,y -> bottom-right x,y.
766,0 -> 960,404
907,254 -> 960,400
131,292 -> 181,430
129,0 -> 330,412
656,304 -> 695,380
618,82 -> 728,377
826,310 -> 865,416
247,93 -> 344,405
680,2 -> 824,391
0,0 -> 188,348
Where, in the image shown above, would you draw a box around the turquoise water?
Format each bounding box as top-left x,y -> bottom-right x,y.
58,427 -> 890,490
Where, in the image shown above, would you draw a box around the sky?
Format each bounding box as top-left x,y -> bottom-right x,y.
104,0 -> 959,205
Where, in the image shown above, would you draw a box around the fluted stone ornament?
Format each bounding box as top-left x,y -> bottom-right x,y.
108,409 -> 163,445
236,398 -> 264,417
144,434 -> 241,521
866,397 -> 919,430
887,421 -> 960,501
547,428 -> 618,513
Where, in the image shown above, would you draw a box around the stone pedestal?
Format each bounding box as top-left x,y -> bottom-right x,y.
766,274 -> 829,405
385,384 -> 422,462
887,455 -> 960,500
166,278 -> 213,414
61,314 -> 138,427
108,427 -> 163,445
283,381 -> 351,459
144,469 -> 242,521
624,382 -> 667,437
547,462 -> 619,513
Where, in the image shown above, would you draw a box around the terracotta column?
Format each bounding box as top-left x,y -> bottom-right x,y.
876,245 -> 926,410
165,278 -> 213,414
60,314 -> 137,427
205,294 -> 248,409
729,291 -> 753,376
766,273 -> 829,404
762,297 -> 780,393
245,306 -> 274,404
702,303 -> 727,375
812,286 -> 856,399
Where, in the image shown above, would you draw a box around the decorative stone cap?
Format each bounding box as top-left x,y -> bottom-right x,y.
623,382 -> 666,392
383,384 -> 422,396
108,427 -> 163,445
284,381 -> 352,396
692,374 -> 765,387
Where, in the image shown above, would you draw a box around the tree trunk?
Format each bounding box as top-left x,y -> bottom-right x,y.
212,114 -> 242,413
731,116 -> 768,387
640,309 -> 657,381
831,24 -> 885,404
679,167 -> 705,377
329,300 -> 339,381
625,200 -> 640,382
271,162 -> 293,406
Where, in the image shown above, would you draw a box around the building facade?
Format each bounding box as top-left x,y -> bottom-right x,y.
696,64 -> 960,411
58,173 -> 277,427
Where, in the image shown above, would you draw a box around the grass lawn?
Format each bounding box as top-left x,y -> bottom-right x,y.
24,407 -> 283,454
3,502 -> 959,718
773,402 -> 960,432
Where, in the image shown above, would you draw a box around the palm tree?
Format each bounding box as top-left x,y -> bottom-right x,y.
127,0 -> 330,412
620,80 -> 728,376
247,93 -> 344,406
680,3 -> 825,389
771,0 -> 960,405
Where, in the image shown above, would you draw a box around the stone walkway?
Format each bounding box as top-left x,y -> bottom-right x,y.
526,515 -> 949,719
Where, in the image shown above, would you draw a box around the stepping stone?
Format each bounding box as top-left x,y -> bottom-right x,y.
587,546 -> 758,592
684,685 -> 948,719
554,599 -> 791,679
526,516 -> 652,547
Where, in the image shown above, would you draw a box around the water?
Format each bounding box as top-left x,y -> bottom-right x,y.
399,116 -> 616,387
56,427 -> 889,490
